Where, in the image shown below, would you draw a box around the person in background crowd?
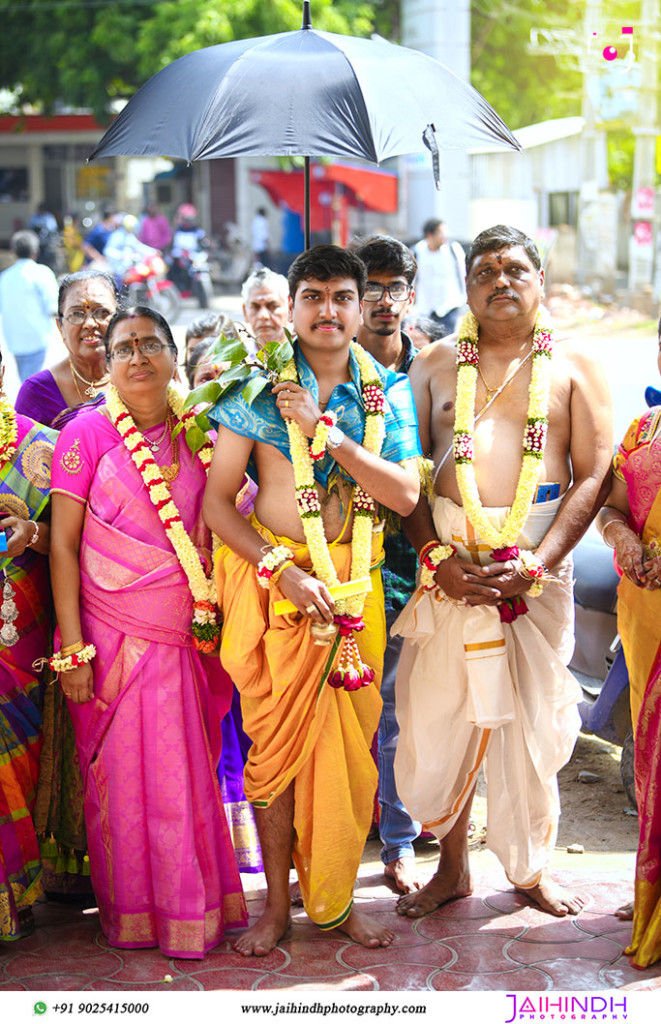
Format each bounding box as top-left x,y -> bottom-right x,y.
402,313 -> 447,350
251,207 -> 271,268
184,312 -> 239,360
29,203 -> 60,273
412,219 -> 466,336
82,208 -> 118,267
138,202 -> 172,252
49,306 -> 248,957
596,320 -> 661,968
241,268 -> 289,349
16,270 -> 118,431
0,348 -> 57,940
0,231 -> 58,382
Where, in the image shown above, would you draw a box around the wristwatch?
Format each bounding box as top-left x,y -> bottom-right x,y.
326,425 -> 345,451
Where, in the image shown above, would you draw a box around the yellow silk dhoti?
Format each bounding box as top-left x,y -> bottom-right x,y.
393,496 -> 582,888
215,518 -> 385,929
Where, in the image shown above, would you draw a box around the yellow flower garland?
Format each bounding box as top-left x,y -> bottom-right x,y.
279,342 -> 385,621
106,384 -> 219,651
453,310 -> 554,550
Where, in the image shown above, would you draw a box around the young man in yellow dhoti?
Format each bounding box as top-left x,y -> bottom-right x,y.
393,225 -> 613,919
203,245 -> 422,956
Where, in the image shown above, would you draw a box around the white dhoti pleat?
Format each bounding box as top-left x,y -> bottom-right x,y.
393,495 -> 582,888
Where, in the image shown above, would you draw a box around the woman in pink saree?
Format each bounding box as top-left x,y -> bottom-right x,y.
49,307 -> 247,958
597,325 -> 661,969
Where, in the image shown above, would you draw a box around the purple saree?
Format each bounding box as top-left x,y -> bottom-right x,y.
51,412 -> 247,958
16,368 -> 105,431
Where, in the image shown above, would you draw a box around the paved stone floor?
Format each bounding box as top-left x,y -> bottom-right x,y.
2,842 -> 660,993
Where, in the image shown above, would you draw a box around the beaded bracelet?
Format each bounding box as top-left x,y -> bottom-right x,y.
257,545 -> 294,589
49,642 -> 97,674
310,412 -> 337,461
419,540 -> 457,591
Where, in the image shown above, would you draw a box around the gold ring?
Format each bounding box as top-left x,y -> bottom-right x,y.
305,604 -> 316,614
284,400 -> 290,408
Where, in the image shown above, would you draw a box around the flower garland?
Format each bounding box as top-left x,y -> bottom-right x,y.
279,342 -> 385,689
0,396 -> 18,468
106,384 -> 220,652
453,310 -> 553,621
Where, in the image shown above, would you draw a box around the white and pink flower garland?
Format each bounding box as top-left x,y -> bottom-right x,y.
452,311 -> 554,618
106,384 -> 220,652
279,343 -> 385,690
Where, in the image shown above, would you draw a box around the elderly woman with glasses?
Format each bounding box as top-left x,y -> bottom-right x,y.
15,270 -> 118,430
49,306 -> 247,958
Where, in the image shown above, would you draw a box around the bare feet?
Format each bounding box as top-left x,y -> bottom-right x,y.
515,871 -> 585,917
615,900 -> 634,920
396,863 -> 473,917
384,857 -> 420,895
335,907 -> 394,947
233,906 -> 292,957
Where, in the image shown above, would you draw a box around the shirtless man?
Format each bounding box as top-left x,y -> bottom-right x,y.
203,244 -> 421,955
392,224 -> 612,919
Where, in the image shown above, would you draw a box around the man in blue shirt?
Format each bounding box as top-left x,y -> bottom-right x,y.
82,207 -> 118,266
352,235 -> 422,896
0,231 -> 58,381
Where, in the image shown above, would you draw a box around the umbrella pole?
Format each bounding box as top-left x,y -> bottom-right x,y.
304,155 -> 311,250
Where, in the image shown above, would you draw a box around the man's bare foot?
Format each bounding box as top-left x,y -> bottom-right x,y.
615,900 -> 634,920
396,863 -> 473,917
515,871 -> 585,917
233,907 -> 291,957
384,857 -> 420,895
334,907 -> 394,947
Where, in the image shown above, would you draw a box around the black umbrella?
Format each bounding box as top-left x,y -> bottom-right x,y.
90,1 -> 520,247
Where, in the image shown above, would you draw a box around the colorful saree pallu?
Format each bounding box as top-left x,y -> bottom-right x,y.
1,414 -> 56,940
52,414 -> 247,958
614,408 -> 661,968
216,517 -> 385,931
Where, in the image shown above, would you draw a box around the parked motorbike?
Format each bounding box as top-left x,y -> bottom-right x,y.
121,253 -> 181,322
169,247 -> 214,308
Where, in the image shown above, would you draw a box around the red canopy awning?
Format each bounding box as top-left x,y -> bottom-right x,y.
250,163 -> 398,232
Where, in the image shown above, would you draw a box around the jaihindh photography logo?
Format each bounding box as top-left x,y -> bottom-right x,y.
504,994 -> 628,1022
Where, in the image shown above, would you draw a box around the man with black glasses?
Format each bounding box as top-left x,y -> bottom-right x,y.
352,235 -> 422,896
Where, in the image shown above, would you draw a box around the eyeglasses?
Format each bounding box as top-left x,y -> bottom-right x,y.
60,307 -> 114,325
109,340 -> 170,362
363,282 -> 412,302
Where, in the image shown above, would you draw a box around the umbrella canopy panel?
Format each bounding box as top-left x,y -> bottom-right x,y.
90,28 -> 520,165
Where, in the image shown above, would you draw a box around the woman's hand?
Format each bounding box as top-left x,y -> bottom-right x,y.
272,382 -> 322,438
276,564 -> 335,623
642,554 -> 661,590
0,516 -> 37,558
59,663 -> 94,705
613,531 -> 648,587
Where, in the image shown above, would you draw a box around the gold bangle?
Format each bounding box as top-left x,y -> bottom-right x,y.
602,517 -> 627,548
59,640 -> 85,656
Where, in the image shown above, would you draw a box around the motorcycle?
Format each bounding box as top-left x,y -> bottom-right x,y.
121,253 -> 181,322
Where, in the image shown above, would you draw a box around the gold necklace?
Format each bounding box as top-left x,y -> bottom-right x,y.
69,360 -> 109,400
160,415 -> 180,489
476,347 -> 533,409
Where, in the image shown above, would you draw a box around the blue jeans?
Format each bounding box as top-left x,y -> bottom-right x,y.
378,607 -> 421,864
14,349 -> 46,382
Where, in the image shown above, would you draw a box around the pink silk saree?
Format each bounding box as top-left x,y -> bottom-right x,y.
615,408 -> 661,968
57,417 -> 247,957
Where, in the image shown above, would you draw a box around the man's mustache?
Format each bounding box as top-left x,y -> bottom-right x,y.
314,320 -> 343,328
488,289 -> 518,303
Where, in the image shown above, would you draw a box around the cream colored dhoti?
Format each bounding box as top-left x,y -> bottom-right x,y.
393,496 -> 581,888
